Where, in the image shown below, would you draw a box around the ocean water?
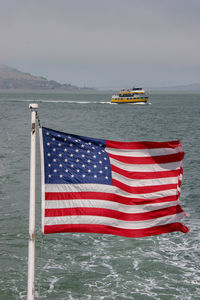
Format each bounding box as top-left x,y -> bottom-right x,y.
0,90 -> 200,300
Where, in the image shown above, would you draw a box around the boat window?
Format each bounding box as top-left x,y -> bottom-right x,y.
133,87 -> 142,91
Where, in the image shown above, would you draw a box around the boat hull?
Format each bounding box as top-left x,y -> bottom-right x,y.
111,97 -> 148,104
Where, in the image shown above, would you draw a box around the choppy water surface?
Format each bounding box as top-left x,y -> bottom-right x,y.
0,90 -> 200,300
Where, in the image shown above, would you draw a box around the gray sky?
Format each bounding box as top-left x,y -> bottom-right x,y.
1,0 -> 200,89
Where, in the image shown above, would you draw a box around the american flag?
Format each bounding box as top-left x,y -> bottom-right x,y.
40,127 -> 189,237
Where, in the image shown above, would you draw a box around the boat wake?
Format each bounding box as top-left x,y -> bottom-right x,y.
4,99 -> 152,105
6,99 -> 113,104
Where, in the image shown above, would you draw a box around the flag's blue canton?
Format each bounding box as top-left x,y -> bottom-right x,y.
42,128 -> 112,185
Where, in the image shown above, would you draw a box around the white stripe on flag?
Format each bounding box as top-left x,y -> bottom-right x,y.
45,184 -> 178,199
45,199 -> 179,213
111,171 -> 179,187
44,212 -> 186,229
106,146 -> 182,157
109,158 -> 181,172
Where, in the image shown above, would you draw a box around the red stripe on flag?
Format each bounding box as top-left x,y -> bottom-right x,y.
112,179 -> 178,194
44,222 -> 189,237
106,140 -> 181,150
108,152 -> 184,164
45,205 -> 183,220
111,165 -> 182,179
45,192 -> 178,205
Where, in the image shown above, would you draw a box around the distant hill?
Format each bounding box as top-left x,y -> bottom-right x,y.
0,65 -> 94,90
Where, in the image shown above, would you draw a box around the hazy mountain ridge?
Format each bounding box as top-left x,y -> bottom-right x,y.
1,65 -> 199,91
0,65 -> 94,90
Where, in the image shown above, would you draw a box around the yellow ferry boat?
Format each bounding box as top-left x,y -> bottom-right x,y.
111,87 -> 149,104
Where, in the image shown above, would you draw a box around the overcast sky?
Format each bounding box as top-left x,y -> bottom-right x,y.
0,0 -> 200,89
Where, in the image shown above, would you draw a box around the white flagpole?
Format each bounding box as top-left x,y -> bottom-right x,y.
27,103 -> 38,300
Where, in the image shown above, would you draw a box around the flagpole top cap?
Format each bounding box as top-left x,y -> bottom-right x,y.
29,103 -> 38,110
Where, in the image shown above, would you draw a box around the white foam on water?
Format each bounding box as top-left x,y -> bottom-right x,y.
48,276 -> 61,294
4,98 -> 152,105
5,98 -> 113,104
